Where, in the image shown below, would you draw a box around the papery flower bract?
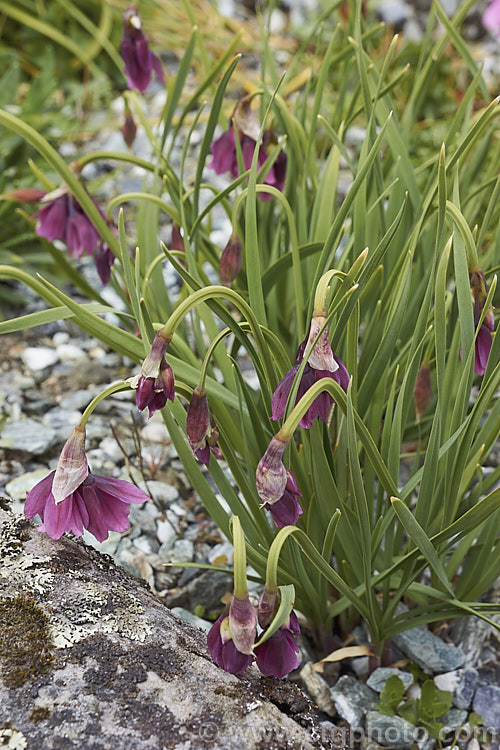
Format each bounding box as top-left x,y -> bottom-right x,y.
256,435 -> 288,505
254,611 -> 301,679
219,234 -> 242,285
121,6 -> 164,93
483,0 -> 500,35
272,315 -> 349,430
25,427 -> 149,542
207,610 -> 254,674
470,268 -> 495,376
130,332 -> 175,418
413,364 -> 431,422
229,594 -> 258,656
258,586 -> 278,629
264,470 -> 303,529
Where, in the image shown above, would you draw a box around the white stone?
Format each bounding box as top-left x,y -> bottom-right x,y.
157,518 -> 177,546
6,469 -> 50,499
56,343 -> 86,362
21,346 -> 59,371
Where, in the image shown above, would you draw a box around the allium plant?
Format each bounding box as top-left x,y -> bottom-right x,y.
0,0 -> 499,672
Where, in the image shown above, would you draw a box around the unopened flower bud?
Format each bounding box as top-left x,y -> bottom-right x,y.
228,595 -> 257,655
2,188 -> 46,203
256,435 -> 288,505
186,387 -> 210,452
121,112 -> 137,148
219,234 -> 242,285
413,364 -> 431,422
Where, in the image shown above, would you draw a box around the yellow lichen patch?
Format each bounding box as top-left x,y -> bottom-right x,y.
0,595 -> 54,688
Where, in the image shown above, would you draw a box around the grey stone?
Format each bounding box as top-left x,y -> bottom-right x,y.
207,541 -> 234,566
299,662 -> 336,716
138,479 -> 179,506
366,711 -> 420,749
434,668 -> 478,710
165,569 -> 232,611
42,408 -> 82,440
366,668 -> 413,693
99,436 -> 128,463
171,607 -> 212,634
156,518 -> 177,547
0,419 -> 58,455
472,685 -> 500,730
392,626 -> 465,673
132,535 -> 160,555
440,708 -> 468,731
56,343 -> 87,362
0,509 -> 327,750
20,346 -> 59,371
330,675 -> 378,728
5,469 -> 49,499
59,388 -> 101,411
376,0 -> 410,29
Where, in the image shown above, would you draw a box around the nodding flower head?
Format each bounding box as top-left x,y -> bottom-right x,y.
272,316 -> 349,430
185,387 -> 222,466
25,426 -> 149,542
32,187 -> 103,260
470,268 -> 495,376
256,435 -> 289,505
207,609 -> 254,674
254,610 -> 301,679
264,470 -> 303,529
121,6 -> 164,93
130,332 -> 174,417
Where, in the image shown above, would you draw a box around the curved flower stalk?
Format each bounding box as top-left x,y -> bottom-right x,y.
129,331 -> 175,417
25,425 -> 149,542
469,267 -> 495,376
272,314 -> 349,429
121,6 -> 164,92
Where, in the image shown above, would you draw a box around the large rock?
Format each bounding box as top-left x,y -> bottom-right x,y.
0,509 -> 346,750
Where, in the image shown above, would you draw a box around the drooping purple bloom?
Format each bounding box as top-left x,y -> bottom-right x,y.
24,427 -> 149,542
122,110 -> 137,148
33,191 -> 103,260
483,0 -> 500,35
185,387 -> 222,466
207,610 -> 254,674
272,315 -> 349,429
130,332 -> 175,418
209,125 -> 286,201
254,611 -> 301,679
121,6 -> 164,93
470,268 -> 495,376
264,470 -> 303,529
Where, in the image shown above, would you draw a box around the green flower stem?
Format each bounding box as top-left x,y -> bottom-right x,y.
313,269 -> 343,317
79,382 -> 131,428
277,377 -> 398,497
230,516 -> 248,599
199,328 -> 233,391
0,110 -> 119,256
107,193 -> 180,224
159,285 -> 276,387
